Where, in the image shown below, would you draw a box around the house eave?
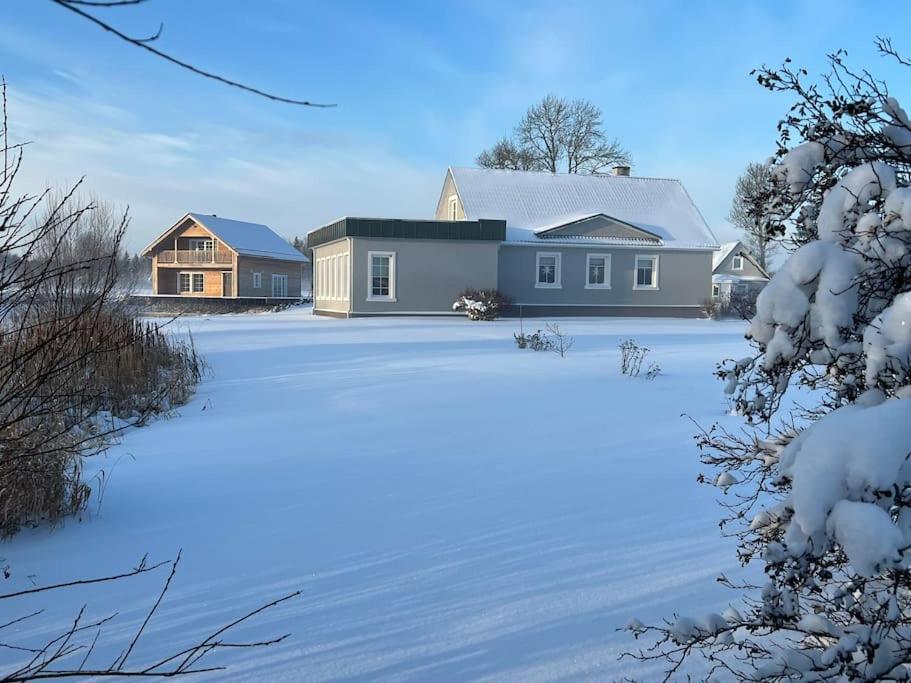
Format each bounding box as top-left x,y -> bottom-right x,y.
501,239 -> 718,251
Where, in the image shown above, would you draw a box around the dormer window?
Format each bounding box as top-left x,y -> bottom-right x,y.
448,195 -> 458,221
732,255 -> 744,270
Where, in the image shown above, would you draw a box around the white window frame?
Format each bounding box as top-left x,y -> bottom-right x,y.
712,283 -> 720,298
367,251 -> 396,302
341,253 -> 349,300
178,271 -> 205,294
188,238 -> 213,252
448,195 -> 458,221
732,255 -> 744,271
334,255 -> 342,300
633,254 -> 659,290
252,271 -> 262,289
535,252 -> 562,289
584,253 -> 612,289
271,273 -> 288,298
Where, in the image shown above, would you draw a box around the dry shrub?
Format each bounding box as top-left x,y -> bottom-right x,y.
0,305 -> 205,538
0,174 -> 203,536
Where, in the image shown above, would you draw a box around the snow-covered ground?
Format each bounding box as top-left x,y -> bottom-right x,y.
2,309 -> 756,681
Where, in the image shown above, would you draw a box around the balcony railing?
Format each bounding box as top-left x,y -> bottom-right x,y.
158,250 -> 232,264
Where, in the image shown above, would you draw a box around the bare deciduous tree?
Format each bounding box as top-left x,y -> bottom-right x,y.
476,95 -> 631,174
728,161 -> 780,270
515,95 -> 571,173
0,81 -> 294,679
476,137 -> 538,171
563,98 -> 630,174
0,550 -> 300,680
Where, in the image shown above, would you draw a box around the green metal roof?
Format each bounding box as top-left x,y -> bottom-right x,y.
307,217 -> 506,250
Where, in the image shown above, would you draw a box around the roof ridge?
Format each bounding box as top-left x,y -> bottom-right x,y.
450,166 -> 684,183
189,211 -> 270,228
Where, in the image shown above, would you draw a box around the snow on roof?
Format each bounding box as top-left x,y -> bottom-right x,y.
187,213 -> 308,262
713,241 -> 742,270
713,273 -> 769,284
449,167 -> 719,250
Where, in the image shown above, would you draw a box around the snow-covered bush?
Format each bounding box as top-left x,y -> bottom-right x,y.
625,41 -> 911,680
452,288 -> 510,320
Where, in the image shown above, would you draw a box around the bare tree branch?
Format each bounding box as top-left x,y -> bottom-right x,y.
49,0 -> 336,107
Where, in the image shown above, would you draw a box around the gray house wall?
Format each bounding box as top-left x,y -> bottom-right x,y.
236,255 -> 303,298
498,244 -> 713,317
714,247 -> 767,280
349,237 -> 498,315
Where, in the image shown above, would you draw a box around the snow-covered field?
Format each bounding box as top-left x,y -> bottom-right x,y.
2,309 -> 756,681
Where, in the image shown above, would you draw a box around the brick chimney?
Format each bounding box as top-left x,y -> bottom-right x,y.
611,165 -> 631,177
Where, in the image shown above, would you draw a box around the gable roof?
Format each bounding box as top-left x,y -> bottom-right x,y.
447,167 -> 719,250
712,240 -> 769,277
143,213 -> 308,262
712,241 -> 741,270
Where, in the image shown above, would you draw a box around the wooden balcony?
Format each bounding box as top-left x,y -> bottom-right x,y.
158,250 -> 233,265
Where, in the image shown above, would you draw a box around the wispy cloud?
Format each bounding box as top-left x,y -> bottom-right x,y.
7,83 -> 442,251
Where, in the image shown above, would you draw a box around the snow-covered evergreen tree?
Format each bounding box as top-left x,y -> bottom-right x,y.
625,41 -> 911,681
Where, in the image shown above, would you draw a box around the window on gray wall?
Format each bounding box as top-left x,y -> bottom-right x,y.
252,272 -> 262,289
373,256 -> 389,295
634,255 -> 658,289
368,252 -> 395,300
535,252 -> 561,288
586,253 -> 611,289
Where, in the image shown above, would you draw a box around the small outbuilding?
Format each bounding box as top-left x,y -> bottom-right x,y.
143,213 -> 308,300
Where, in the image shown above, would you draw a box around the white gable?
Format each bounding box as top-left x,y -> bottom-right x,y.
449,167 -> 718,250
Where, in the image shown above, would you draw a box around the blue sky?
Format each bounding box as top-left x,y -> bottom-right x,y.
2,0 -> 909,251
